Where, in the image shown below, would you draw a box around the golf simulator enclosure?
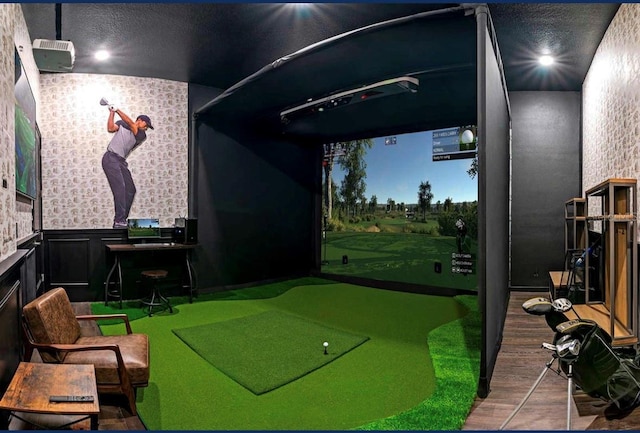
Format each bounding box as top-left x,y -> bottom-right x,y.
190,5 -> 509,397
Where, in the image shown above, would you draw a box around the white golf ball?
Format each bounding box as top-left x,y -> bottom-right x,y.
461,129 -> 475,144
323,342 -> 329,347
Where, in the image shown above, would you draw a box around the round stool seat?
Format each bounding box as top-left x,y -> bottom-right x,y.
141,270 -> 168,279
140,269 -> 172,316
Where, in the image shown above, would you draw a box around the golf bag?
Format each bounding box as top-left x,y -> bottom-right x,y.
523,297 -> 640,411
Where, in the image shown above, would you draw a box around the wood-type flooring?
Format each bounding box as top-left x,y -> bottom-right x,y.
463,290 -> 640,430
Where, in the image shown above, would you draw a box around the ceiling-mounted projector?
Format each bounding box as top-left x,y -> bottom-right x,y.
280,76 -> 419,124
32,39 -> 75,72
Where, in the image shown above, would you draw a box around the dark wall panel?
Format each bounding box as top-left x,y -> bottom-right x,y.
189,83 -> 224,217
43,229 -> 182,302
48,239 -> 91,284
477,16 -> 511,397
510,91 -> 581,287
193,121 -> 319,290
20,247 -> 37,304
45,231 -> 115,302
0,250 -> 27,429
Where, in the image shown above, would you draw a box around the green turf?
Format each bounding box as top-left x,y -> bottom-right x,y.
99,280 -> 479,430
90,276 -> 330,322
321,231 -> 478,291
356,294 -> 481,430
172,310 -> 369,395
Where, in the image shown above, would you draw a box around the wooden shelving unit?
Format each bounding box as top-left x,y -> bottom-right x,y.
548,198 -> 587,299
565,198 -> 586,253
584,178 -> 638,346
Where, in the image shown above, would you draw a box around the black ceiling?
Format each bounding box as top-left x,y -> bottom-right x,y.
21,3 -> 620,93
197,7 -> 479,141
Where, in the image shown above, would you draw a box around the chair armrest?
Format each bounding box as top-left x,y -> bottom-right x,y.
76,314 -> 132,334
30,341 -> 126,366
29,341 -> 132,392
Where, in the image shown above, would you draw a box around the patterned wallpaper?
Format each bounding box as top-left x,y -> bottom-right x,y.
0,5 -> 188,265
39,74 -> 188,229
0,4 -> 39,262
583,4 -> 640,229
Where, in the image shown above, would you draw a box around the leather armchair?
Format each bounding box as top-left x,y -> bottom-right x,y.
22,288 -> 149,415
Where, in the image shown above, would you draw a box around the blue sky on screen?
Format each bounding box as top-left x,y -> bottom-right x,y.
331,130 -> 478,205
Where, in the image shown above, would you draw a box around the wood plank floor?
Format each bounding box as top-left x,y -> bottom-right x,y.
463,291 -> 640,430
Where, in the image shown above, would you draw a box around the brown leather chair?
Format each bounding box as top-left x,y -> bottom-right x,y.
22,287 -> 149,415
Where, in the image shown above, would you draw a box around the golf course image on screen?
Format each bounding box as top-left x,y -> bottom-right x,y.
321,129 -> 478,291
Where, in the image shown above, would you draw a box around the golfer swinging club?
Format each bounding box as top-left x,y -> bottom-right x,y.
455,217 -> 467,254
102,104 -> 154,229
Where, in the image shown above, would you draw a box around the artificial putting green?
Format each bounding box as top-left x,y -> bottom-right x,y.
99,280 -> 478,430
172,310 -> 369,395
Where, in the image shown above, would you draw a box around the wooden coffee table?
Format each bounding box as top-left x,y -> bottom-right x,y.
0,362 -> 100,430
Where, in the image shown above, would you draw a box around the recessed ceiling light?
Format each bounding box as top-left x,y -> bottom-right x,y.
95,50 -> 110,61
539,55 -> 554,66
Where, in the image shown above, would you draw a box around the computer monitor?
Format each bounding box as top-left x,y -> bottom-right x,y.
127,218 -> 161,240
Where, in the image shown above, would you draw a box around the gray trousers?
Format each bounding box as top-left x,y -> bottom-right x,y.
102,151 -> 136,224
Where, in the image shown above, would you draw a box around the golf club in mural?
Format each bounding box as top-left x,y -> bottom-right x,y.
99,97 -> 117,111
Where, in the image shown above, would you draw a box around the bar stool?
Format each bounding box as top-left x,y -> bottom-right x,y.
140,270 -> 173,316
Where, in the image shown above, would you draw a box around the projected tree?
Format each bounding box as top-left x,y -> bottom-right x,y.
340,156 -> 366,218
467,156 -> 478,179
368,194 -> 378,213
331,139 -> 372,219
418,181 -> 434,221
322,143 -> 345,220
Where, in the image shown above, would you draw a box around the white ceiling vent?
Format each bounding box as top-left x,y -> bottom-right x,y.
32,39 -> 75,72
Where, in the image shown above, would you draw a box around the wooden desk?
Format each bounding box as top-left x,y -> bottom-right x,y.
0,363 -> 99,430
105,242 -> 197,307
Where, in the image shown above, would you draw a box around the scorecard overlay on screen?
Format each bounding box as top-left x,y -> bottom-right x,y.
432,125 -> 478,161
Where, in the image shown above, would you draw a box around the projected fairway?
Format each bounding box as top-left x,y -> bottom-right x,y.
322,231 -> 478,290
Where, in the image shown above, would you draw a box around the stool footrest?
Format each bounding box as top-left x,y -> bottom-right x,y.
140,270 -> 172,317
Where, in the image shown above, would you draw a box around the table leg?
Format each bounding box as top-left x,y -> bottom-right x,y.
116,257 -> 123,309
105,254 -> 123,308
105,255 -> 118,306
185,252 -> 195,303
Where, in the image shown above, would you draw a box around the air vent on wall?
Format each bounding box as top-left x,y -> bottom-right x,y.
280,76 -> 419,124
32,39 -> 75,73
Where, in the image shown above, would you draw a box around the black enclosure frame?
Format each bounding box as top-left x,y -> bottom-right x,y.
191,4 -> 511,398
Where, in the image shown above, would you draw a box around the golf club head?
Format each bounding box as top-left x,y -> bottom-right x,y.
522,297 -> 553,315
555,334 -> 581,358
99,97 -> 110,106
541,342 -> 557,352
552,298 -> 572,312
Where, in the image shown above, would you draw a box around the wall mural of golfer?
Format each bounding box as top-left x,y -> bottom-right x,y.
38,74 -> 188,229
100,97 -> 154,229
321,129 -> 478,292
